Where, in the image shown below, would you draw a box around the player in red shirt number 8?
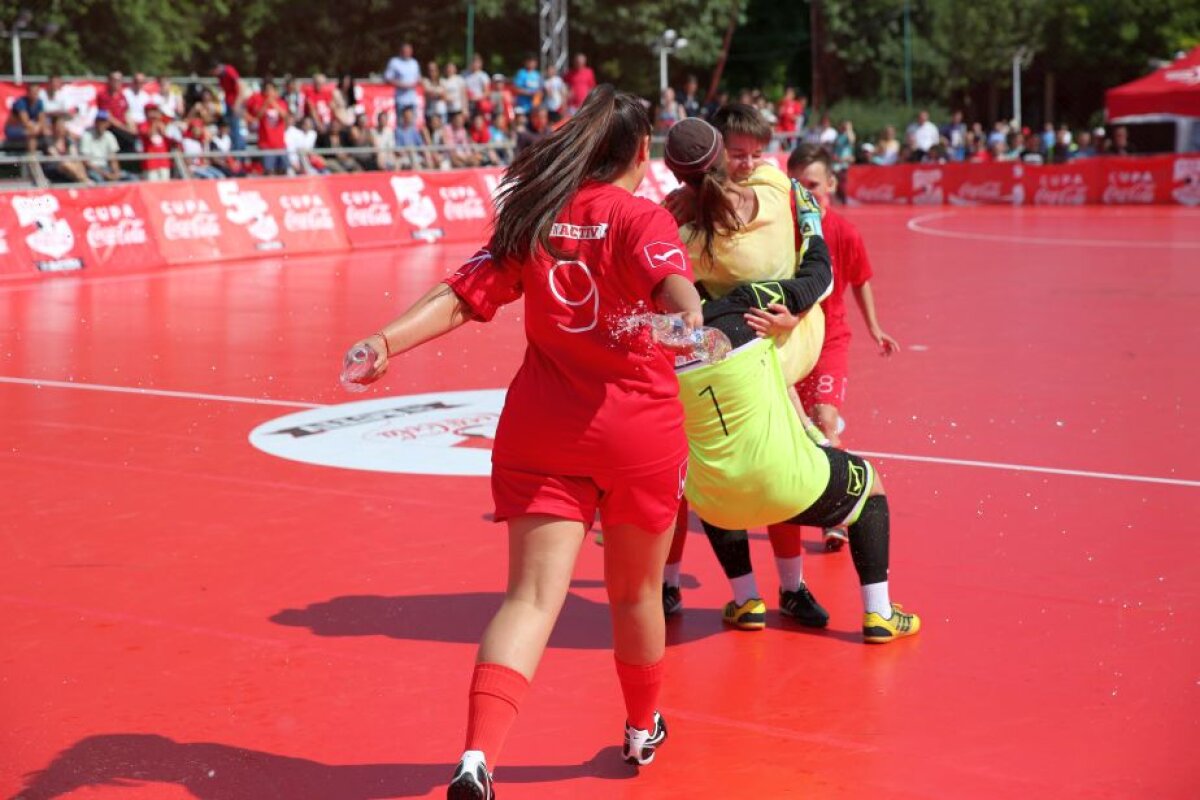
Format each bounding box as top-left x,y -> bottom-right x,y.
345,86 -> 703,800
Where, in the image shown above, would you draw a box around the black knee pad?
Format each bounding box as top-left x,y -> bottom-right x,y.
848,495 -> 890,586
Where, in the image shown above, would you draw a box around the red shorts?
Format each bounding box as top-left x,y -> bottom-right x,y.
492,460 -> 687,534
798,340 -> 850,410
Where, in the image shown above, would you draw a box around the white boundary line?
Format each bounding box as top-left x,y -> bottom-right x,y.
906,210 -> 1200,249
0,376 -> 322,409
855,450 -> 1200,489
3,375 -> 1197,488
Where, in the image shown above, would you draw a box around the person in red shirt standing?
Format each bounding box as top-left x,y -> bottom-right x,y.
247,81 -> 289,175
346,86 -> 702,800
563,52 -> 597,116
788,143 -> 899,550
96,71 -> 135,151
775,86 -> 804,147
211,61 -> 245,156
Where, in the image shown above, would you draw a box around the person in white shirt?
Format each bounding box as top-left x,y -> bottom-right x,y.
441,62 -> 468,118
284,116 -> 320,174
909,109 -> 940,154
384,43 -> 421,114
78,111 -> 128,182
123,73 -> 154,127
541,63 -> 567,122
464,54 -> 490,116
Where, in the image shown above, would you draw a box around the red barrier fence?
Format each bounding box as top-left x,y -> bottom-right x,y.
3,154 -> 1196,278
845,156 -> 1200,207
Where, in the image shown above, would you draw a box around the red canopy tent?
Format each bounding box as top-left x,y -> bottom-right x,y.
1106,46 -> 1200,120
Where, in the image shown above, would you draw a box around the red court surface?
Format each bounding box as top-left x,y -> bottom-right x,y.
3,205 -> 1199,799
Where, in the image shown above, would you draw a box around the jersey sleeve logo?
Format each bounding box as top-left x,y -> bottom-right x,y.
750,282 -> 785,309
643,241 -> 686,271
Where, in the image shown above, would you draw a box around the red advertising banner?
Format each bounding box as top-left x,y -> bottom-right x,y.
845,164 -> 914,205
1095,155 -> 1176,205
940,162 -> 1025,206
138,181 -> 225,265
328,170 -> 494,249
0,184 -> 160,276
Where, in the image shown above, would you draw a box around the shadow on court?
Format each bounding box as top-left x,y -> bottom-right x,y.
271,591 -> 728,649
10,734 -> 635,800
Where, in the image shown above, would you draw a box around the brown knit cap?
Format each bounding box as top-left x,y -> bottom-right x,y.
664,117 -> 724,180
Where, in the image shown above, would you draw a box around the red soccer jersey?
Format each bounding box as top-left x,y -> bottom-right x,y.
447,181 -> 693,477
819,209 -> 874,345
776,99 -> 802,133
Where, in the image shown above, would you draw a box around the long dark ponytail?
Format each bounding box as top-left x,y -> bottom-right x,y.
685,159 -> 741,263
490,85 -> 651,263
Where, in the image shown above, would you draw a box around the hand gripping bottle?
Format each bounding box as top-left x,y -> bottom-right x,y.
339,343 -> 376,392
648,315 -> 732,364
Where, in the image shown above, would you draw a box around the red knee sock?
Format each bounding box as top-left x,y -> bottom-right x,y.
614,656 -> 664,731
666,501 -> 689,567
464,662 -> 531,765
767,522 -> 804,558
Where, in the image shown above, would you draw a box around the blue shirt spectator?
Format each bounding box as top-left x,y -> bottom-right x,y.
385,43 -> 421,113
513,56 -> 542,114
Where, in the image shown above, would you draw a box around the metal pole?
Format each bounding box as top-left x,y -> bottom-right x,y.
660,47 -> 668,93
1012,50 -> 1021,129
12,33 -> 22,84
903,0 -> 912,107
466,1 -> 475,72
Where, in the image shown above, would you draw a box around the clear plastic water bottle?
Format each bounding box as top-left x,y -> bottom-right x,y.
648,314 -> 732,364
339,343 -> 376,392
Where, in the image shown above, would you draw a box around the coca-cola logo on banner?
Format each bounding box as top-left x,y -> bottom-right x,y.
160,198 -> 221,240
912,169 -> 944,205
853,183 -> 902,204
1102,168 -> 1156,205
1034,171 -> 1088,206
279,192 -> 335,232
341,189 -> 394,228
11,193 -> 82,271
82,202 -> 148,249
390,176 -> 442,241
217,180 -> 282,249
1171,158 -> 1200,207
438,184 -> 487,221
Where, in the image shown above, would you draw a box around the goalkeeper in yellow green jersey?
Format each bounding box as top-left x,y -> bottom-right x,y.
676,262 -> 920,644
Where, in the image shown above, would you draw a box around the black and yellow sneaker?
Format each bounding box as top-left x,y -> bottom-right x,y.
447,750 -> 494,800
722,598 -> 767,630
623,711 -> 668,765
662,583 -> 683,617
780,584 -> 829,628
862,603 -> 921,643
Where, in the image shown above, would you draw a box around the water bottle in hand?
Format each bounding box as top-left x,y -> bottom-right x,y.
648,314 -> 731,364
340,343 -> 376,392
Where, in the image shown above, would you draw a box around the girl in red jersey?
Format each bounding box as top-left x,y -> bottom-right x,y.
346,86 -> 702,800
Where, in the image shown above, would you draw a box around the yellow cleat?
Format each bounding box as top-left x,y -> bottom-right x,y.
722,598 -> 767,630
862,603 -> 921,643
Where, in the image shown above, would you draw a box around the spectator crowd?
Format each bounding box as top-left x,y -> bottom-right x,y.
0,39 -> 1146,187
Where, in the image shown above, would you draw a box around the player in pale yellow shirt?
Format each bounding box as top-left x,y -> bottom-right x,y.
660,110 -> 830,624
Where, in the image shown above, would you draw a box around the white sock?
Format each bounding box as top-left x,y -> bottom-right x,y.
861,581 -> 892,617
663,562 -> 681,588
775,555 -> 804,593
729,573 -> 761,606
